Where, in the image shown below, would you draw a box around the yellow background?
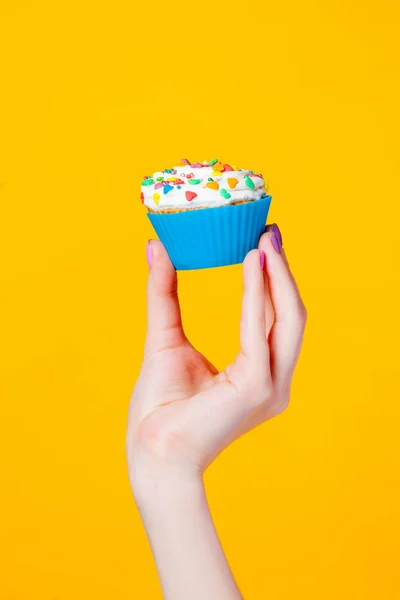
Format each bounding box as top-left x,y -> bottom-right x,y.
1,0 -> 399,598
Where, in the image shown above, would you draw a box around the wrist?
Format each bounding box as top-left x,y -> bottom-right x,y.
129,455 -> 204,515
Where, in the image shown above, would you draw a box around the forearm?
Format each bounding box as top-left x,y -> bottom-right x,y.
134,469 -> 243,600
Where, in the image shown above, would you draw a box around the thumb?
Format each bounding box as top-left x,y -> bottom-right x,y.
145,240 -> 186,354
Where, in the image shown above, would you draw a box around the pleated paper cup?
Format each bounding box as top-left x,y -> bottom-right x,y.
147,195 -> 272,270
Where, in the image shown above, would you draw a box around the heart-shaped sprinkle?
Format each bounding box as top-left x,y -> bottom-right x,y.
173,179 -> 185,185
227,177 -> 238,189
206,181 -> 219,190
154,182 -> 165,190
188,179 -> 201,185
223,164 -> 234,171
142,179 -> 154,186
220,189 -> 231,200
212,161 -> 225,172
153,192 -> 160,205
163,184 -> 174,194
185,191 -> 197,201
211,170 -> 221,177
244,175 -> 255,189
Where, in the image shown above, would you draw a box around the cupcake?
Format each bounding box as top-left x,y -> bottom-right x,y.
141,158 -> 272,270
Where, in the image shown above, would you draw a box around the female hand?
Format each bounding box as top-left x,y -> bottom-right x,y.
126,225 -> 306,600
127,226 -> 306,485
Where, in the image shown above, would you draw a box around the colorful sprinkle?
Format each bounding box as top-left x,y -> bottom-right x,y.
223,164 -> 233,171
208,158 -> 218,166
154,182 -> 165,190
212,161 -> 225,172
244,175 -> 255,189
167,177 -> 178,182
142,179 -> 154,186
187,173 -> 194,179
156,176 -> 164,181
208,177 -> 213,181
177,185 -> 181,189
211,170 -> 221,177
163,184 -> 174,194
206,180 -> 219,190
153,192 -> 160,205
185,191 -> 197,201
220,189 -> 231,200
188,179 -> 201,185
140,192 -> 144,203
227,177 -> 238,189
173,179 -> 185,185
191,162 -> 203,168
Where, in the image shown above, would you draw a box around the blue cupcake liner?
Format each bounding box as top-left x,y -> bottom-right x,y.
147,195 -> 272,270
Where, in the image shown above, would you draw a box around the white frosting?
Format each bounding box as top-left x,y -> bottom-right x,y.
141,161 -> 268,211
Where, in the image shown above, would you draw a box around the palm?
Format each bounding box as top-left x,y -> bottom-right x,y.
131,333 -> 259,472
146,341 -> 218,404
133,340 -> 228,425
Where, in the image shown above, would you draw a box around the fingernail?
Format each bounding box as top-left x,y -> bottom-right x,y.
272,223 -> 283,247
260,250 -> 265,270
146,241 -> 152,267
270,232 -> 281,254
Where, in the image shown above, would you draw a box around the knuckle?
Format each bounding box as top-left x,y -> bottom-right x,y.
251,374 -> 273,408
247,379 -> 272,409
300,303 -> 308,325
270,398 -> 289,417
278,396 -> 290,413
291,301 -> 307,332
268,389 -> 290,417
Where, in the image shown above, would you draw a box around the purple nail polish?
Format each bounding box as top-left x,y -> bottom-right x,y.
260,250 -> 265,270
270,232 -> 281,254
146,241 -> 152,267
272,223 -> 283,247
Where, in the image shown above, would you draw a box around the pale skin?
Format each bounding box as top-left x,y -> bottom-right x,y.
126,226 -> 307,600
